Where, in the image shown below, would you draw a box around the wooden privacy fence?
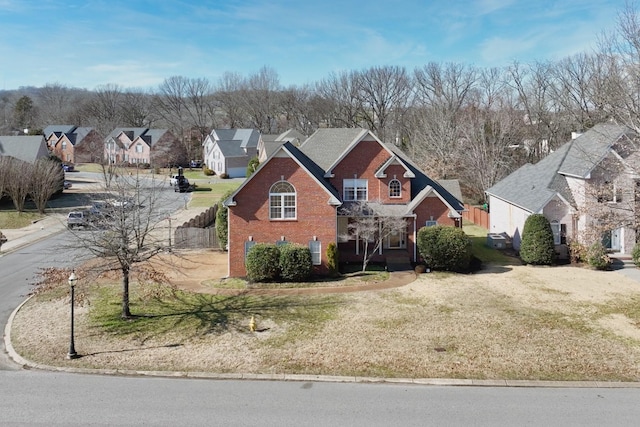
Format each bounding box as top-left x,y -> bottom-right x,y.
174,205 -> 221,249
462,204 -> 489,229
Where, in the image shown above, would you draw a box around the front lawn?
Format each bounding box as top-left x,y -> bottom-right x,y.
463,221 -> 519,265
12,263 -> 640,381
0,210 -> 44,229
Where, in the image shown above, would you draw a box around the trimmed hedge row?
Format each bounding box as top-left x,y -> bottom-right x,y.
245,243 -> 313,282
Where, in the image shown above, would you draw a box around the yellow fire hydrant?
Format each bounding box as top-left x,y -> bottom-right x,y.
249,315 -> 257,332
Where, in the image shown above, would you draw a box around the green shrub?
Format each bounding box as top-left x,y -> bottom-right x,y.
220,173 -> 229,179
246,156 -> 260,177
203,166 -> 215,176
215,190 -> 234,250
417,225 -> 472,272
519,214 -> 556,265
278,244 -> 312,281
326,242 -> 339,276
245,243 -> 280,282
633,243 -> 640,267
587,242 -> 611,270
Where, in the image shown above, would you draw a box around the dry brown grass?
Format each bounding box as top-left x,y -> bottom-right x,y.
10,254 -> 640,381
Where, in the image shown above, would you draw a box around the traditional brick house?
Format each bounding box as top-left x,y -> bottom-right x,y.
105,128 -> 185,167
44,125 -> 103,164
224,128 -> 465,277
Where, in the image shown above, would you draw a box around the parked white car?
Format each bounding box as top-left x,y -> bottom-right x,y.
67,211 -> 87,229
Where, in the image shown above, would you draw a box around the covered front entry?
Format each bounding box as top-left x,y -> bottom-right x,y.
602,228 -> 622,252
386,229 -> 406,249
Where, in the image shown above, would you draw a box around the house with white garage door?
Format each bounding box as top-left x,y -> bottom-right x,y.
202,129 -> 261,178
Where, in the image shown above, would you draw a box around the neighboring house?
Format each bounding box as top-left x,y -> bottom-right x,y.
258,129 -> 306,163
486,123 -> 640,254
203,129 -> 261,177
105,128 -> 185,167
0,135 -> 50,163
44,125 -> 103,164
224,128 -> 465,277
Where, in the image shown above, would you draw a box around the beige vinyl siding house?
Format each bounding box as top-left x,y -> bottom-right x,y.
486,123 -> 639,254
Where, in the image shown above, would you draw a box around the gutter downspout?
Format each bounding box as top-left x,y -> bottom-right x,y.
411,214 -> 417,263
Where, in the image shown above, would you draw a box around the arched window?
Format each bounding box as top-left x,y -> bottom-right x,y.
269,181 -> 296,220
389,179 -> 401,198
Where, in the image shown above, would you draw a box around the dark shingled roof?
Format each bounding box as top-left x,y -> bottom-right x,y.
226,127 -> 464,215
282,142 -> 341,203
0,136 -> 50,163
486,123 -> 633,212
214,129 -> 260,149
217,140 -> 249,157
299,128 -> 368,171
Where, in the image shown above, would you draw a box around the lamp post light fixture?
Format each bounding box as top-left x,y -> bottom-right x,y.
67,270 -> 78,359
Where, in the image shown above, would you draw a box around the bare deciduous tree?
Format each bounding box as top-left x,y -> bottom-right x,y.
459,67 -> 523,201
357,65 -> 412,143
316,70 -> 364,128
214,72 -> 248,128
37,83 -> 78,124
410,62 -> 476,178
2,157 -> 32,212
340,200 -> 407,272
83,84 -> 125,136
29,158 -> 64,213
121,88 -> 155,127
241,66 -> 281,133
70,170 -> 175,318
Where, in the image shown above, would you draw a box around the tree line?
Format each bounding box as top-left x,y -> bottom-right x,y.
3,4 -> 640,201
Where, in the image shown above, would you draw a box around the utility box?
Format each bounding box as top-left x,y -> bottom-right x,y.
486,233 -> 507,249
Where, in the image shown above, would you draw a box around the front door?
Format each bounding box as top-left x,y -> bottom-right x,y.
603,228 -> 622,252
387,230 -> 406,249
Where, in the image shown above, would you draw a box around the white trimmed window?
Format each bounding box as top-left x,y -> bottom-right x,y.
309,240 -> 321,265
136,143 -> 143,153
425,220 -> 437,227
550,221 -> 561,245
343,179 -> 368,201
550,221 -> 567,245
61,141 -> 67,149
269,181 -> 296,220
389,179 -> 401,198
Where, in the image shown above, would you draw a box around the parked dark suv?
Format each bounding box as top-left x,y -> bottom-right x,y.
174,176 -> 191,192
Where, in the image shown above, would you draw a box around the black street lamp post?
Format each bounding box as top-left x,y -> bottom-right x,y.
67,270 -> 78,359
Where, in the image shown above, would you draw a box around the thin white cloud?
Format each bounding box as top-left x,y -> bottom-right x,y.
475,0 -> 516,15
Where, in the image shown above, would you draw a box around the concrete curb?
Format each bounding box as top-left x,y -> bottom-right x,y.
5,296 -> 640,388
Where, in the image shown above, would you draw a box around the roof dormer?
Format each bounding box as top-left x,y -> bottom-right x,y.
374,155 -> 415,179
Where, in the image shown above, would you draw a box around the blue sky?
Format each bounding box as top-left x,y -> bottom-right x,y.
0,0 -> 625,91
